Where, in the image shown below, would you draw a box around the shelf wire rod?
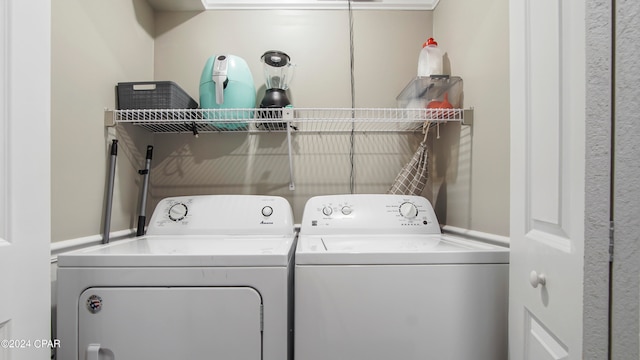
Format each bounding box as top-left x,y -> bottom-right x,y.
348,0 -> 356,194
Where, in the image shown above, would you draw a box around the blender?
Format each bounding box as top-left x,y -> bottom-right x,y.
259,50 -> 295,111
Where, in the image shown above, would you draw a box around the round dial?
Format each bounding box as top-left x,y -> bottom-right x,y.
262,206 -> 274,217
168,203 -> 188,221
341,206 -> 353,215
322,206 -> 333,216
399,202 -> 418,219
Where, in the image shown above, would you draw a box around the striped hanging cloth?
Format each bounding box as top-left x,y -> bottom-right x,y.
387,122 -> 430,196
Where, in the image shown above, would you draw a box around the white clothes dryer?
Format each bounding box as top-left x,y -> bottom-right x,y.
295,194 -> 509,360
57,195 -> 295,360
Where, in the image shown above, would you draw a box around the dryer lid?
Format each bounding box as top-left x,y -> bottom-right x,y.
58,235 -> 295,267
295,234 -> 509,265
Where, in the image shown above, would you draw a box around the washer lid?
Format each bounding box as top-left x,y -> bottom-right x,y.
295,234 -> 509,265
58,235 -> 295,267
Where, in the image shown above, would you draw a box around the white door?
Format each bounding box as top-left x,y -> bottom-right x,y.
509,0 -> 586,359
0,1 -> 51,359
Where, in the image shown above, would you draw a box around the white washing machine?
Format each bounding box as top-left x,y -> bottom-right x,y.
295,194 -> 509,360
57,195 -> 295,360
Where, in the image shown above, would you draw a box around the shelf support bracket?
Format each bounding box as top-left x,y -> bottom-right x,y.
284,107 -> 295,191
104,109 -> 115,127
462,108 -> 474,126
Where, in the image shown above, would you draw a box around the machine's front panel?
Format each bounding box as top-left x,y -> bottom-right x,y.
295,194 -> 509,360
78,287 -> 262,360
294,264 -> 509,360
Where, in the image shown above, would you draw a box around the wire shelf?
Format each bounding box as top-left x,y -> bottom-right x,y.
107,108 -> 469,133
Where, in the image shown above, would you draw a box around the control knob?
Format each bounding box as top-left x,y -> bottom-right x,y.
322,206 -> 333,216
399,202 -> 418,219
168,203 -> 188,221
262,206 -> 274,217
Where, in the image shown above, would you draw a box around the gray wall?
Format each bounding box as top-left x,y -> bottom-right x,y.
51,1 -> 511,242
52,0 -> 154,242
150,10 -> 437,223
149,7 -> 510,232
433,0 -> 510,235
153,10 -> 429,109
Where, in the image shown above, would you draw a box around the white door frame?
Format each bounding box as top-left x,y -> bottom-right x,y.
0,1 -> 51,359
583,0 -> 614,358
509,0 -> 615,358
512,0 -> 639,357
611,0 -> 640,358
508,0 -> 588,357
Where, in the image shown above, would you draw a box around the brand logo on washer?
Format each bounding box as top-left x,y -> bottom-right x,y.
87,295 -> 102,314
260,220 -> 274,225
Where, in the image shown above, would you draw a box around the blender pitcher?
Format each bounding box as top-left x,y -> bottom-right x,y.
260,50 -> 295,109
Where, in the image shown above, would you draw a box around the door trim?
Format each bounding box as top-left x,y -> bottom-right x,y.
610,0 -> 640,357
583,0 -> 613,359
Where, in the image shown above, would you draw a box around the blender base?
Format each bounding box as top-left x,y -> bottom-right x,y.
258,89 -> 291,130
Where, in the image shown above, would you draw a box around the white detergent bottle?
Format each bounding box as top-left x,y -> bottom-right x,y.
417,37 -> 444,77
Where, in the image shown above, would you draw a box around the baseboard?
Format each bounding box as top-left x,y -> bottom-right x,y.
50,229 -> 136,263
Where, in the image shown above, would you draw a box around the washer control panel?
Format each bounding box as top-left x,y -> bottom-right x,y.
146,195 -> 294,236
168,202 -> 189,221
301,194 -> 442,235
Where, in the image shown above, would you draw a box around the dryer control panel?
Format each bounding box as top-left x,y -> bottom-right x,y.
146,195 -> 294,236
300,194 -> 441,235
